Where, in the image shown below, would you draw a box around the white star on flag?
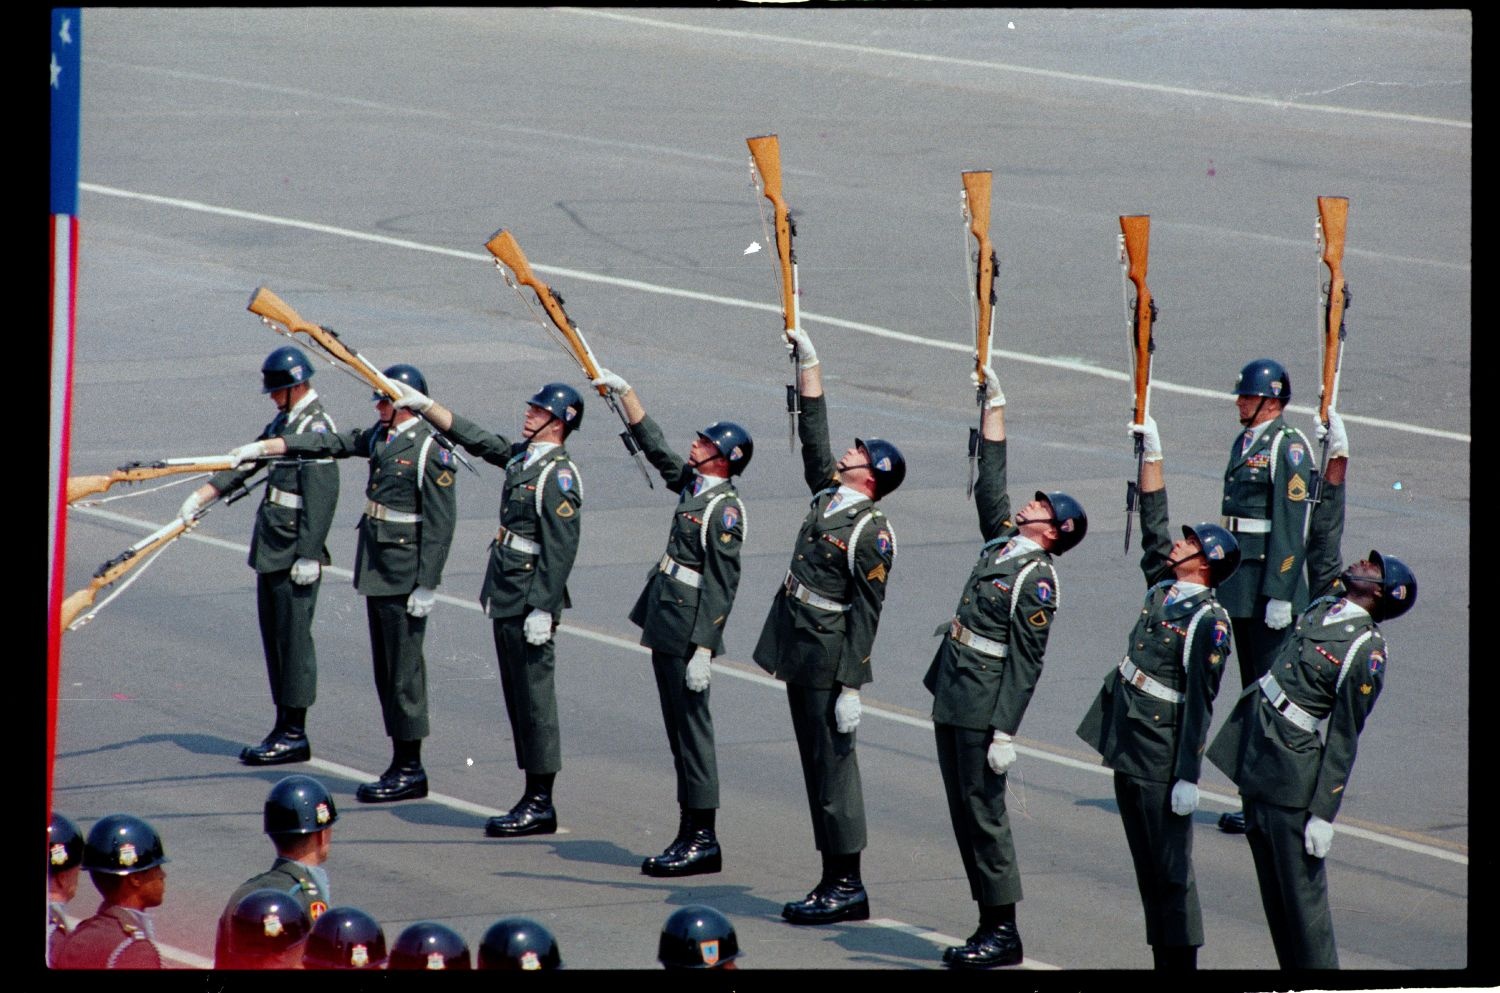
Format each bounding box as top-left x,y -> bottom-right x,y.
60,17 -> 73,44
51,53 -> 61,88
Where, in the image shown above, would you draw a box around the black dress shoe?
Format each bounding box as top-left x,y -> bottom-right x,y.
355,766 -> 428,803
1217,810 -> 1248,834
240,731 -> 311,766
945,922 -> 1023,969
642,829 -> 722,877
781,875 -> 869,925
485,795 -> 557,837
941,927 -> 985,964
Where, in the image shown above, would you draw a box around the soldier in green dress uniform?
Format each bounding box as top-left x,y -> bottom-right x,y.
1207,410 -> 1416,969
47,812 -> 84,967
591,366 -> 750,877
390,379 -> 583,837
53,815 -> 169,970
180,346 -> 340,766
753,324 -> 903,926
923,364 -> 1087,969
1216,358 -> 1314,833
1076,415 -> 1238,970
228,363 -> 459,803
214,774 -> 338,968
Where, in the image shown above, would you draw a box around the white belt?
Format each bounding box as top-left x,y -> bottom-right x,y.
948,617 -> 1008,659
1222,515 -> 1272,534
497,526 -> 540,556
783,571 -> 849,612
658,553 -> 703,588
1118,657 -> 1186,704
364,499 -> 421,524
266,486 -> 302,509
1257,673 -> 1319,732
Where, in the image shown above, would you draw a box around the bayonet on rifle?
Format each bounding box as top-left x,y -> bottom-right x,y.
1311,195 -> 1351,505
961,170 -> 998,498
1119,215 -> 1158,553
746,133 -> 801,450
66,456 -> 237,504
246,286 -> 476,474
484,228 -> 653,489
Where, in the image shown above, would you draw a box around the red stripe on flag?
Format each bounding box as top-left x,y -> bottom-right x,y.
49,213 -> 79,813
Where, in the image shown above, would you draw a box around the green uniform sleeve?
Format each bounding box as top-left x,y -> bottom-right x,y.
283,426 -> 375,459
446,412 -> 516,467
990,561 -> 1056,733
1174,604 -> 1232,783
797,394 -> 839,495
973,438 -> 1014,543
692,496 -> 745,652
1305,479 -> 1347,599
630,415 -> 693,491
1263,428 -> 1314,601
1310,632 -> 1385,822
528,461 -> 582,616
837,513 -> 894,687
415,442 -> 458,590
1137,485 -> 1174,586
295,456 -> 340,562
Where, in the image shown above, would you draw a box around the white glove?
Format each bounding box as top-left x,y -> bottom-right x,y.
591,367 -> 631,396
786,325 -> 819,369
1265,598 -> 1294,630
289,557 -> 321,585
1304,815 -> 1334,859
685,646 -> 712,692
523,608 -> 553,645
987,731 -> 1018,775
389,378 -> 433,413
228,441 -> 269,469
177,489 -> 209,524
406,586 -> 436,618
970,362 -> 1006,408
1129,415 -> 1163,463
1169,779 -> 1199,816
833,687 -> 861,733
1317,408 -> 1349,458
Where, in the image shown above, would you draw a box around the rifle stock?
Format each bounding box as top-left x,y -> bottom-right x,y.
747,133 -> 802,448
1316,196 -> 1350,425
60,518 -> 193,629
960,170 -> 997,497
1118,214 -> 1156,552
66,458 -> 237,504
247,287 -> 395,398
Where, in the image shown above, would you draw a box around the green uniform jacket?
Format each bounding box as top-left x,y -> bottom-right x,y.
445,413 -> 581,621
209,396 -> 340,571
922,438 -> 1058,733
752,394 -> 895,690
283,419 -> 458,595
627,415 -> 745,656
1207,480 -> 1386,821
1075,486 -> 1233,784
1218,414 -> 1314,617
52,903 -> 162,969
212,857 -> 327,969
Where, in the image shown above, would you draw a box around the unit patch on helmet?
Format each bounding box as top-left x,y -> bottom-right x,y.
262,912 -> 285,938
556,467 -> 575,492
701,939 -> 721,966
875,456 -> 892,471
1288,442 -> 1306,466
51,843 -> 68,866
315,802 -> 331,825
350,944 -> 369,968
722,504 -> 740,531
1208,544 -> 1225,561
1059,518 -> 1076,533
520,951 -> 542,971
1270,379 -> 1284,397
310,901 -> 328,921
1034,579 -> 1052,603
1288,475 -> 1307,502
118,843 -> 138,867
564,406 -> 577,422
1212,620 -> 1230,647
1390,584 -> 1409,601
427,952 -> 447,970
1368,649 -> 1385,675
730,446 -> 743,461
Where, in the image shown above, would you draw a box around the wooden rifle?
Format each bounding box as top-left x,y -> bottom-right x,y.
67,456 -> 237,504
1118,215 -> 1158,552
246,286 -> 475,473
1311,195 -> 1351,505
960,170 -> 998,498
746,133 -> 801,449
484,229 -> 653,488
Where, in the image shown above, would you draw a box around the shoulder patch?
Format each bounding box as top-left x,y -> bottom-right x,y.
310,421 -> 328,433
555,466 -> 575,492
1212,619 -> 1230,647
309,901 -> 328,921
1287,441 -> 1306,466
1367,648 -> 1385,675
436,446 -> 455,467
721,503 -> 740,531
875,528 -> 893,557
1034,578 -> 1053,603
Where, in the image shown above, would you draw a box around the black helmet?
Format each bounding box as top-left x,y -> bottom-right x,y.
698,421 -> 754,475
376,363 -> 429,401
389,921 -> 472,970
226,888 -> 313,958
853,437 -> 906,498
82,814 -> 169,875
1233,358 -> 1291,402
303,906 -> 387,970
658,905 -> 741,969
528,382 -> 585,434
261,345 -> 315,393
1181,522 -> 1242,587
1367,549 -> 1418,621
264,774 -> 339,836
1035,490 -> 1088,555
478,917 -> 562,970
49,812 -> 84,874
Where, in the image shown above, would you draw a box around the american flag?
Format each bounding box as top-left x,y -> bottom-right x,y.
49,7 -> 81,812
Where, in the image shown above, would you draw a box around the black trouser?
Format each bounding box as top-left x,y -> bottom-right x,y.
493,618 -> 562,774
364,594 -> 429,740
785,684 -> 865,854
1244,798 -> 1339,969
651,648 -> 719,809
1231,605 -> 1294,688
934,723 -> 1022,905
1114,772 -> 1203,948
256,569 -> 319,709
